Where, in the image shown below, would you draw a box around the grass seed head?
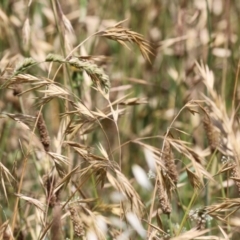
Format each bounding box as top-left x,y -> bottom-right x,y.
202,107 -> 220,153
98,20 -> 154,62
157,179 -> 172,215
231,163 -> 240,195
186,168 -> 203,190
68,205 -> 85,237
68,57 -> 110,93
43,174 -> 60,208
36,111 -> 50,152
162,139 -> 178,187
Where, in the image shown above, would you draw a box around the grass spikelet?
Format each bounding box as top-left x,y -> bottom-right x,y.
68,205 -> 85,237
162,138 -> 178,186
56,0 -> 74,34
77,55 -> 111,65
68,57 -> 110,93
98,20 -> 153,62
14,58 -> 37,74
186,168 -> 203,189
15,193 -> 45,212
43,174 -> 60,208
231,164 -> 240,195
51,203 -> 63,240
36,111 -> 50,152
107,169 -> 144,217
1,74 -> 45,89
45,54 -> 65,63
202,107 -> 219,153
156,178 -> 171,215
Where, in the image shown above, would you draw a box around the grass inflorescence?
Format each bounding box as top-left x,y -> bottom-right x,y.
0,1 -> 240,239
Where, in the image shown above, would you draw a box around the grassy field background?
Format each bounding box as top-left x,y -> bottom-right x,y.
1,0 -> 240,239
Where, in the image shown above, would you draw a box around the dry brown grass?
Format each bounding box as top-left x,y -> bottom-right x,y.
1,0 -> 240,239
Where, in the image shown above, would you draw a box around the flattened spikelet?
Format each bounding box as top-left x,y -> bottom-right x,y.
98,20 -> 153,62
56,0 -> 74,34
231,164 -> 240,195
68,205 -> 85,237
202,108 -> 219,153
186,168 -> 202,189
156,179 -> 171,215
43,174 -> 60,208
36,111 -> 50,152
163,140 -> 178,186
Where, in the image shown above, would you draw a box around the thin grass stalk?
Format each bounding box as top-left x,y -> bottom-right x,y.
221,0 -> 231,101
226,163 -> 231,230
204,152 -> 217,235
176,188 -> 198,236
232,59 -> 240,112
88,0 -> 108,53
49,0 -> 73,93
147,181 -> 158,237
107,100 -> 121,168
91,173 -> 99,199
0,111 -> 12,163
51,203 -> 63,240
177,148 -> 217,236
205,0 -> 213,68
11,107 -> 44,239
149,103 -> 192,230
49,4 -> 73,92
62,174 -> 90,209
49,1 -> 74,236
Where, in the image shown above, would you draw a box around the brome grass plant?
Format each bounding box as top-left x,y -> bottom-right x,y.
1,0 -> 240,240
